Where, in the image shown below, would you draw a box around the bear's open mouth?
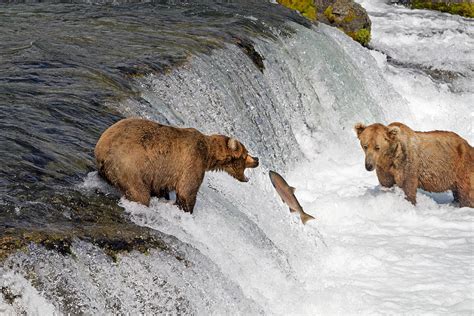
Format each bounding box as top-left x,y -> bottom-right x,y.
229,169 -> 248,182
235,172 -> 249,182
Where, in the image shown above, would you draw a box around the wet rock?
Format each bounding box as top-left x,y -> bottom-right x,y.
277,0 -> 372,46
1,286 -> 21,305
0,226 -> 171,263
232,37 -> 265,73
318,0 -> 372,46
0,191 -> 180,263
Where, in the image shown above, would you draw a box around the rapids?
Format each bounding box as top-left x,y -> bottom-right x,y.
1,0 -> 472,314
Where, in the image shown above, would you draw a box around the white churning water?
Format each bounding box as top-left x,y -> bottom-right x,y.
2,2 -> 472,314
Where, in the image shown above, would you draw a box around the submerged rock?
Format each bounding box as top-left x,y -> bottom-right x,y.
232,37 -> 265,73
0,225 -> 171,263
0,191 -> 177,263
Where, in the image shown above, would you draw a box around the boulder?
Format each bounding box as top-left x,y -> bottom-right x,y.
277,0 -> 372,46
318,0 -> 372,46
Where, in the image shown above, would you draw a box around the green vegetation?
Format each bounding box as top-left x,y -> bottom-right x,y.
278,0 -> 317,21
411,0 -> 474,18
324,5 -> 336,22
351,28 -> 371,47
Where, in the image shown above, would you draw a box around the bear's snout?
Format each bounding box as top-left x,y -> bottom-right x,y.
365,161 -> 374,171
246,155 -> 259,168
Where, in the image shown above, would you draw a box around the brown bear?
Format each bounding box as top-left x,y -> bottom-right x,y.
95,118 -> 259,213
354,122 -> 474,208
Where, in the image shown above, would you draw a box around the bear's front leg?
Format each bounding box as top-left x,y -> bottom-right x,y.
175,171 -> 204,214
402,176 -> 418,205
176,192 -> 198,214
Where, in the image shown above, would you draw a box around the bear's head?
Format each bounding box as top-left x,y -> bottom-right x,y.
354,123 -> 400,171
208,136 -> 259,182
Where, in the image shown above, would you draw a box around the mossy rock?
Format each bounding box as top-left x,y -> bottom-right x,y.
410,0 -> 474,18
349,28 -> 371,46
324,5 -> 336,22
320,0 -> 372,46
277,0 -> 317,21
278,0 -> 372,46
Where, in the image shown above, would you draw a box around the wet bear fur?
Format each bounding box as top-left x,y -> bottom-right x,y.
355,122 -> 473,207
95,118 -> 259,213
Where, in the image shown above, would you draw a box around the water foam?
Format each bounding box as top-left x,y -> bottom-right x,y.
2,5 -> 473,314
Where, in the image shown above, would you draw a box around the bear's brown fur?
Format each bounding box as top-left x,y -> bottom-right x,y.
95,118 -> 259,213
355,122 -> 474,207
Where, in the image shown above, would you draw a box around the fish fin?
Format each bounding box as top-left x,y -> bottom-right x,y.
289,207 -> 297,213
300,212 -> 315,225
290,186 -> 296,193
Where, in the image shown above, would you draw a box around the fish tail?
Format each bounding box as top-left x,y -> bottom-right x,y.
301,212 -> 315,225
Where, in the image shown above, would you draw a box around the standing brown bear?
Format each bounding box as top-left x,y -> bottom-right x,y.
354,122 -> 474,208
95,118 -> 259,213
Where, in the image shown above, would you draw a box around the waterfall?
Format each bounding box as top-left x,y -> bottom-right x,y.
1,2 -> 472,315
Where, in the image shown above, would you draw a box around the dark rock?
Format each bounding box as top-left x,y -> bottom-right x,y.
0,191 -> 178,263
233,37 -> 265,73
1,286 -> 21,305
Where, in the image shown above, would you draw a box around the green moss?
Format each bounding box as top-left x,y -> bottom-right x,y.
324,5 -> 335,22
348,28 -> 371,46
323,4 -> 356,23
342,10 -> 356,23
278,0 -> 317,21
411,0 -> 474,18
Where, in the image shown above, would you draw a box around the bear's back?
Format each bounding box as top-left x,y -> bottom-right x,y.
95,118 -> 208,179
96,118 -> 204,155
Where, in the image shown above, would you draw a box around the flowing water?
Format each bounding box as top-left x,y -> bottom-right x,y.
1,0 -> 473,315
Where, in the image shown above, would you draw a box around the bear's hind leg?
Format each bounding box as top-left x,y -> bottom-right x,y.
122,182 -> 151,207
456,178 -> 474,208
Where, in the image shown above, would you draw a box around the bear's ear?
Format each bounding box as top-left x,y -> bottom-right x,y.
387,126 -> 400,141
227,138 -> 240,151
354,123 -> 366,138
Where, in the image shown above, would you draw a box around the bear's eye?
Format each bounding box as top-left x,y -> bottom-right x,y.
375,145 -> 380,151
363,144 -> 368,150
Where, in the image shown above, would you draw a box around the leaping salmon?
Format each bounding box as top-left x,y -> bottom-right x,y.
269,170 -> 315,225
